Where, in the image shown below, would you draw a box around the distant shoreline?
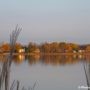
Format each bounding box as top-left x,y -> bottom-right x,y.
0,52 -> 90,56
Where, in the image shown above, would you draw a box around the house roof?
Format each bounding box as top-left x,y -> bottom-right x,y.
79,45 -> 87,50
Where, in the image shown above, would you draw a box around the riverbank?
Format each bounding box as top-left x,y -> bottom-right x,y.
0,52 -> 90,56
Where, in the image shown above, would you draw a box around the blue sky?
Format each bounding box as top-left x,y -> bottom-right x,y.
0,0 -> 90,44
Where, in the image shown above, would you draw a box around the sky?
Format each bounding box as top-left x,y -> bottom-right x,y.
0,0 -> 90,44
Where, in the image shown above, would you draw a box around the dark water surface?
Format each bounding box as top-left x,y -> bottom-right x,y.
3,55 -> 89,90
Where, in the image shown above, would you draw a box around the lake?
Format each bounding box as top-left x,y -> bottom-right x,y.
1,54 -> 90,90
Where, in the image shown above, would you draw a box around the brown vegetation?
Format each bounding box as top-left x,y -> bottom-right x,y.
1,42 -> 90,55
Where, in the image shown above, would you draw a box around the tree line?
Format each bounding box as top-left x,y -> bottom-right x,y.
0,42 -> 90,53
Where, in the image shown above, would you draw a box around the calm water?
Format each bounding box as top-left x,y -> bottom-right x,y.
2,55 -> 89,90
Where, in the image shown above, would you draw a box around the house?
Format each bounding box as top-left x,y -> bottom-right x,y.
78,50 -> 84,53
78,45 -> 86,53
18,48 -> 25,53
73,50 -> 77,53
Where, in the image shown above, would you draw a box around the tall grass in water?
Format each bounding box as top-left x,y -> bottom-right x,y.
0,26 -> 36,90
83,62 -> 90,90
0,25 -> 21,90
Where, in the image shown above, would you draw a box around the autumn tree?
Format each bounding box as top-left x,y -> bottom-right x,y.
14,43 -> 22,52
59,42 -> 66,53
0,43 -> 10,52
86,45 -> 90,52
40,42 -> 50,53
28,42 -> 38,53
49,42 -> 59,53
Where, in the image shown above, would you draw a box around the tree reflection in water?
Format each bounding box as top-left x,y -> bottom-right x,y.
1,54 -> 90,66
0,53 -> 90,89
25,54 -> 88,66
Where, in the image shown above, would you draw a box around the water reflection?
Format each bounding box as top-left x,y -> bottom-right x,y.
20,54 -> 90,66
0,54 -> 90,90
13,55 -> 25,64
0,54 -> 90,66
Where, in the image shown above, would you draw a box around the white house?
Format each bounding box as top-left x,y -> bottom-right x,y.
18,48 -> 25,53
